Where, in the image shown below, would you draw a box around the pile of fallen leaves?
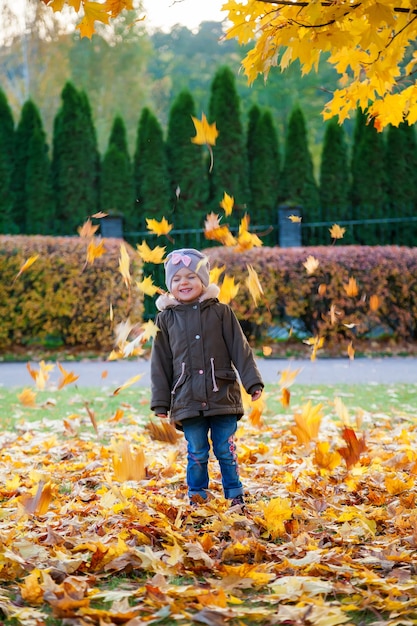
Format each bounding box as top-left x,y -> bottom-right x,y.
1,374 -> 417,626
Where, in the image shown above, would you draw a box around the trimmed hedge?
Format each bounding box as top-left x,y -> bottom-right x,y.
0,236 -> 143,352
206,246 -> 417,344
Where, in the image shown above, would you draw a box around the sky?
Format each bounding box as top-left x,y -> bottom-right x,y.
142,0 -> 227,31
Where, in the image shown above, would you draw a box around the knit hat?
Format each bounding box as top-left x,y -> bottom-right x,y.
164,248 -> 210,291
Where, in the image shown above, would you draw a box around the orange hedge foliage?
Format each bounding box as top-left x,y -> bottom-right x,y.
206,246 -> 417,344
0,236 -> 143,352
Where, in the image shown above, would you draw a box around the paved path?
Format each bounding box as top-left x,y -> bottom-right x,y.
0,357 -> 416,388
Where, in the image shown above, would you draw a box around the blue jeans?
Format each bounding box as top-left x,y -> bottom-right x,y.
181,414 -> 243,500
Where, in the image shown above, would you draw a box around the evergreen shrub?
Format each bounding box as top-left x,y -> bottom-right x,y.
0,236 -> 143,352
205,246 -> 417,345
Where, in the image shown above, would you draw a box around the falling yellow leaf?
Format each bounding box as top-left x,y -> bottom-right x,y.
344,276 -> 359,297
280,387 -> 291,408
57,363 -> 79,389
262,345 -> 272,357
246,264 -> 264,306
218,275 -> 240,304
119,243 -> 131,288
209,265 -> 226,285
140,320 -> 159,342
288,215 -> 302,223
318,283 -> 327,296
86,239 -> 106,265
329,223 -> 346,240
313,442 -> 342,472
113,374 -> 144,395
14,254 -> 39,282
136,276 -> 163,297
90,211 -> 108,219
22,481 -> 54,516
136,240 -> 166,264
303,336 -> 324,361
369,294 -> 380,311
278,367 -> 301,388
248,395 -> 265,428
26,361 -> 54,391
303,255 -> 320,275
290,401 -> 323,445
146,217 -> 173,237
191,113 -> 219,172
204,213 -> 236,246
18,388 -> 37,407
78,218 -> 99,238
191,113 -> 218,146
112,441 -> 146,482
220,191 -> 234,216
334,396 -> 351,426
145,420 -> 180,444
347,341 -> 355,360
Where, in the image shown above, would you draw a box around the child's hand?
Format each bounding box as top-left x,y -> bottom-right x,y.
251,389 -> 262,402
156,413 -> 168,418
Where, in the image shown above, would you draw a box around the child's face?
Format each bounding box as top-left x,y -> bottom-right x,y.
171,267 -> 204,303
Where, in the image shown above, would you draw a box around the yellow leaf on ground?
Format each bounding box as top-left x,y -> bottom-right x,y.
290,401 -> 323,445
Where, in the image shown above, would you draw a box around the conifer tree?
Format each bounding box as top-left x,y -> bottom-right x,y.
52,82 -> 100,235
133,107 -> 170,230
100,115 -> 135,230
280,106 -> 320,238
350,109 -> 387,244
208,66 -> 248,220
0,88 -> 16,233
166,89 -> 208,231
11,99 -> 45,233
26,127 -> 55,234
319,117 -> 350,222
385,122 -> 417,245
249,109 -> 281,227
246,104 -> 261,210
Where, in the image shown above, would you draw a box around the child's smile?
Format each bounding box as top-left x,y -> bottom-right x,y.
171,267 -> 204,302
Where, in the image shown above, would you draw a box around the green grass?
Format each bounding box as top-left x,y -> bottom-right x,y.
0,382 -> 415,430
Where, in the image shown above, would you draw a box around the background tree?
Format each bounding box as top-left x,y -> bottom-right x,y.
208,65 -> 248,219
319,117 -> 350,234
350,111 -> 387,244
384,122 -> 417,246
280,105 -> 320,241
166,89 -> 208,232
52,82 -> 100,234
249,109 -> 281,230
11,99 -> 46,233
246,104 -> 261,211
133,107 -> 171,230
25,126 -> 55,234
100,115 -> 135,230
0,88 -> 16,233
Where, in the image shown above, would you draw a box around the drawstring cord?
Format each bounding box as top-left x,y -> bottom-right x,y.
171,362 -> 186,396
210,358 -> 219,392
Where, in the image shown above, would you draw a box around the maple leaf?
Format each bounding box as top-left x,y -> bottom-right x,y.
303,335 -> 325,361
235,216 -> 263,252
220,191 -> 234,216
218,275 -> 240,304
209,264 -> 226,285
20,569 -> 44,605
18,388 -> 37,407
22,481 -> 54,516
246,264 -> 264,306
86,239 -> 106,266
90,211 -> 108,218
280,387 -> 291,408
204,212 -> 236,246
248,395 -> 265,428
191,113 -> 219,173
278,367 -> 302,389
329,223 -> 346,240
57,363 -> 79,389
337,427 -> 367,470
303,255 -> 320,275
344,276 -> 359,297
77,1 -> 110,39
261,497 -> 293,538
288,214 -> 302,223
290,401 -> 323,445
26,361 -> 54,390
146,217 -> 173,238
13,254 -> 39,282
145,419 -> 180,444
347,341 -> 355,360
113,374 -> 143,395
369,294 -> 380,311
313,441 -> 342,472
78,218 -> 99,238
112,441 -> 146,482
136,240 -> 166,264
318,283 -> 327,296
118,243 -> 131,288
136,275 -> 163,297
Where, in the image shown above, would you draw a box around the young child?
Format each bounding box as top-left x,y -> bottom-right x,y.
150,248 -> 264,508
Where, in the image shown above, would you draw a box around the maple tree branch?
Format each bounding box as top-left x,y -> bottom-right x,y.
256,0 -> 417,14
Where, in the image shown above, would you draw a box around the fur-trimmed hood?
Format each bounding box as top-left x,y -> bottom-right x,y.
155,283 -> 220,312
